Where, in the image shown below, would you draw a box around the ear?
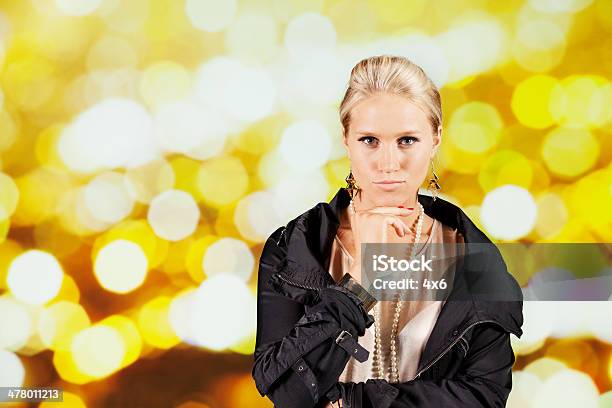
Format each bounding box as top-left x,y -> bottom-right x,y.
343,133 -> 351,159
432,125 -> 442,158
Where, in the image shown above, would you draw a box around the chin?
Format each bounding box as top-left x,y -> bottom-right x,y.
364,189 -> 411,207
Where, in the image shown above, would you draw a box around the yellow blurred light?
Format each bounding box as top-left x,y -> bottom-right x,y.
54,0 -> 103,16
0,109 -> 19,154
162,237 -> 196,276
532,368 -> 599,407
2,55 -> 57,111
12,168 -> 73,227
140,61 -> 192,110
53,348 -> 95,384
57,98 -> 156,173
439,140 -> 488,175
39,301 -> 90,351
541,127 -> 599,178
550,74 -> 610,129
229,332 -> 256,355
511,75 -> 559,129
185,0 -> 237,32
34,221 -> 82,260
74,184 -> 113,233
0,217 -> 8,242
35,123 -> 68,169
203,237 -> 255,282
99,315 -> 142,368
154,99 -> 228,158
225,12 -> 279,62
448,102 -> 503,154
170,157 -> 202,198
7,250 -> 64,305
257,150 -> 288,187
436,18 -> 507,82
55,188 -> 97,236
39,391 -> 87,408
231,117 -> 282,155
197,156 -> 249,208
0,350 -> 25,387
190,274 -> 256,350
83,171 -> 135,224
608,354 -> 612,384
93,219 -> 168,269
0,171 -> 19,222
52,273 -> 81,304
567,167 -> 612,241
93,239 -> 149,294
478,150 -> 533,192
278,119 -> 332,172
535,192 -> 568,239
524,357 -> 568,380
168,286 -> 198,342
481,185 -> 537,241
148,190 -> 201,241
234,191 -> 286,243
137,296 -> 181,349
0,240 -> 22,291
186,237 -> 216,283
124,158 -> 175,204
222,66 -> 277,122
527,160 -> 552,194
71,325 -> 126,378
87,35 -> 138,70
0,295 -> 32,351
365,0 -> 427,26
284,12 -> 336,60
507,371 -> 542,408
511,19 -> 566,73
546,339 -> 599,378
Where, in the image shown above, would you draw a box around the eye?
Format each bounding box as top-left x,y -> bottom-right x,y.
399,136 -> 419,146
358,136 -> 378,146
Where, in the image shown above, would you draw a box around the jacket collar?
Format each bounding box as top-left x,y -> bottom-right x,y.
276,187 -> 523,342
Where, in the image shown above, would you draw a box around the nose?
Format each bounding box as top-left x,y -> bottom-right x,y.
377,144 -> 400,173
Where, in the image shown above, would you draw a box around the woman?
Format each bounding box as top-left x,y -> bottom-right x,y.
252,55 -> 524,408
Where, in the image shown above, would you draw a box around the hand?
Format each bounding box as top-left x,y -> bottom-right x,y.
348,205 -> 414,282
325,399 -> 342,408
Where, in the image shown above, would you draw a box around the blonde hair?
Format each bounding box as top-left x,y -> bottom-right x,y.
339,55 -> 442,136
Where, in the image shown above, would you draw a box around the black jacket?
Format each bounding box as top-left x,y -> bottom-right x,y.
252,187 -> 524,408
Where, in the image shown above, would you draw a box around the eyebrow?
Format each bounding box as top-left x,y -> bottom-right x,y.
355,129 -> 420,136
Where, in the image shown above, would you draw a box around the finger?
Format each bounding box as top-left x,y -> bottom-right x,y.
384,217 -> 408,238
390,216 -> 410,237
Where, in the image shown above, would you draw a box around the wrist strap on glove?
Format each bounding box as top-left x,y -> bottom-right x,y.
334,328 -> 369,363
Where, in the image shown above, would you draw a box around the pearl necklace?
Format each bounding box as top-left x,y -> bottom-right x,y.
371,202 -> 425,383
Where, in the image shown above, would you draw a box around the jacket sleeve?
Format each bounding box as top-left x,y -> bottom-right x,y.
252,227 -> 374,408
335,322 -> 517,408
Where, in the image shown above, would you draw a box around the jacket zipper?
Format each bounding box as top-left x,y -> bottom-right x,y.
276,226 -> 286,246
413,319 -> 505,379
274,271 -> 322,291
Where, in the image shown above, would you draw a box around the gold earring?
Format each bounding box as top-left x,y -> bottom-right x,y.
345,168 -> 360,200
427,159 -> 441,201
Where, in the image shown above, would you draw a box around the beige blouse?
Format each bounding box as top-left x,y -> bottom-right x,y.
328,218 -> 464,383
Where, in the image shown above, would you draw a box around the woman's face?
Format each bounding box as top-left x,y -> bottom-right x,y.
343,92 -> 442,208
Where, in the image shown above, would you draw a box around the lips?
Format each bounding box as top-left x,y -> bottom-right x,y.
373,180 -> 404,184
373,180 -> 405,191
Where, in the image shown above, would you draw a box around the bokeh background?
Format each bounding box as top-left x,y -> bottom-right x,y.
0,0 -> 611,406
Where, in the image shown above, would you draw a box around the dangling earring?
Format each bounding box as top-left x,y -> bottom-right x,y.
427,159 -> 441,201
345,168 -> 360,212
